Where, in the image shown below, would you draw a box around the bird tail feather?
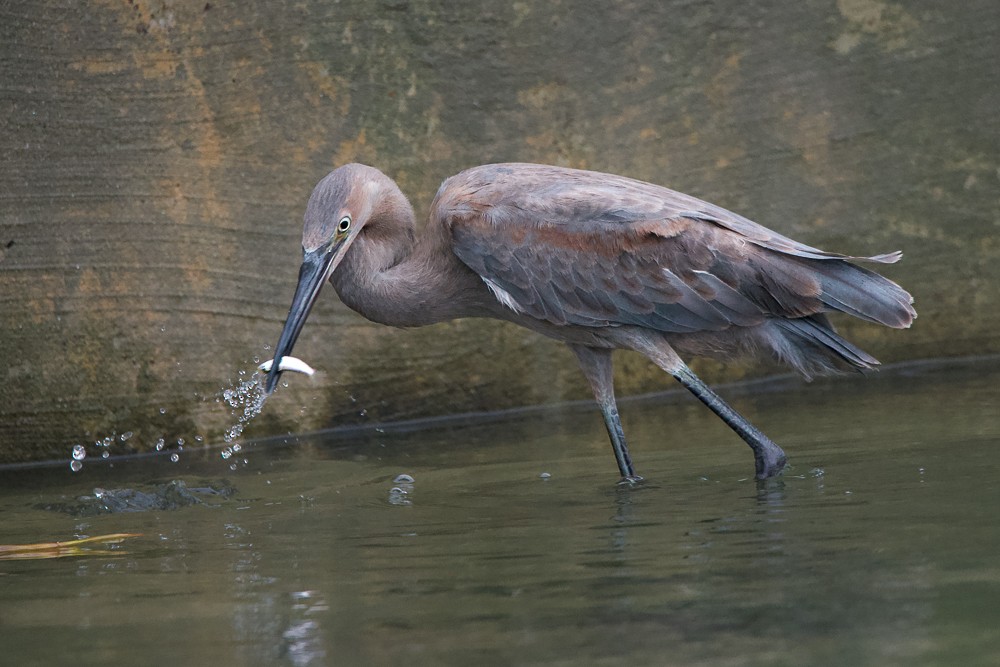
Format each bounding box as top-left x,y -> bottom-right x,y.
800,256 -> 916,329
765,314 -> 880,379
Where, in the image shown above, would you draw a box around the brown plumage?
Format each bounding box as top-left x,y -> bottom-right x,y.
266,162 -> 915,482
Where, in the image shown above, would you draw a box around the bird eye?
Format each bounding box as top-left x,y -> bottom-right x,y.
337,216 -> 351,234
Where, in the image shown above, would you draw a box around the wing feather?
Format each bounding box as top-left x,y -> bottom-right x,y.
437,163 -> 914,333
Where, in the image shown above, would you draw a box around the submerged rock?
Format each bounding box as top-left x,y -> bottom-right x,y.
37,479 -> 237,516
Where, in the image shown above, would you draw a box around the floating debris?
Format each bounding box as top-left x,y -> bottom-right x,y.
0,533 -> 142,561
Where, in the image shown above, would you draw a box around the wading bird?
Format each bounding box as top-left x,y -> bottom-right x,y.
265,163 -> 915,481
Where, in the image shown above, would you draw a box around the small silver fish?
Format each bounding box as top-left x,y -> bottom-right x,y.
258,356 -> 316,376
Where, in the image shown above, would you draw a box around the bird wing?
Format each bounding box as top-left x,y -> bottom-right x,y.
439,164 -> 910,332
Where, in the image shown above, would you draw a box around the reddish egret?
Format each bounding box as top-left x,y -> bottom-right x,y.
265,163 -> 915,481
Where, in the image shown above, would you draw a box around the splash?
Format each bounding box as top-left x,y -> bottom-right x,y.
66,351 -> 284,471
68,433 -> 120,472
221,369 -> 269,447
388,473 -> 415,506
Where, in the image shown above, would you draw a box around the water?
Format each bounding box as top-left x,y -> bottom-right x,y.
221,369 -> 269,446
1,358 -> 998,666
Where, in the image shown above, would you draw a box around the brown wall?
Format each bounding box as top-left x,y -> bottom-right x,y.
2,0 -> 998,462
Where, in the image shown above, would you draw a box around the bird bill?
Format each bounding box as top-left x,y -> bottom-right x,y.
258,356 -> 316,376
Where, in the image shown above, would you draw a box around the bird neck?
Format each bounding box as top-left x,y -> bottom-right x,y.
330,188 -> 488,328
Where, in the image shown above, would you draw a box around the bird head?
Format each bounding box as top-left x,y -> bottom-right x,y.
264,164 -> 383,394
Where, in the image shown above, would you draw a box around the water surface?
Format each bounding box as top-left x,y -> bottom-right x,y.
1,358 -> 998,666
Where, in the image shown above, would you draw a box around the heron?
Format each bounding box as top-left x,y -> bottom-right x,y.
264,163 -> 915,482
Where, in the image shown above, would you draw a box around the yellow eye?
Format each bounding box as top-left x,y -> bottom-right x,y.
337,216 -> 351,234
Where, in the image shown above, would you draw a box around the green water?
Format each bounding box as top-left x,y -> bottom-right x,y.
1,359 -> 998,666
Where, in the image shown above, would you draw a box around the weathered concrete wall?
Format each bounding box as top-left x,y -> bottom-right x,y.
2,0 -> 998,462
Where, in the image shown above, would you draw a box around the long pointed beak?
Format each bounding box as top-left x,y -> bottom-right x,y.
265,249 -> 334,394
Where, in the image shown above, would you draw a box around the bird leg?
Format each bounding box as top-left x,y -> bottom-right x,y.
617,332 -> 787,479
672,365 -> 787,479
570,345 -> 642,484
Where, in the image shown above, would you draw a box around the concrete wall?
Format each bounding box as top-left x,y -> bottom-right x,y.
2,0 -> 998,462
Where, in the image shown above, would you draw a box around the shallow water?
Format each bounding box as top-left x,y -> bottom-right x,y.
2,358 -> 998,666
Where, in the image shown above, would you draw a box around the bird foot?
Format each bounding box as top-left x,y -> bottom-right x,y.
754,447 -> 787,480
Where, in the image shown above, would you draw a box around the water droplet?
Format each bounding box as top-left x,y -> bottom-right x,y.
229,463 -> 237,471
231,443 -> 241,452
393,474 -> 414,484
388,486 -> 412,506
70,460 -> 83,472
72,445 -> 86,461
263,344 -> 271,351
170,453 -> 180,463
539,472 -> 551,480
120,431 -> 133,442
252,355 -> 260,364
225,423 -> 244,443
155,438 -> 165,451
217,372 -> 269,450
176,438 -> 185,446
102,451 -> 110,459
221,448 -> 233,460
281,380 -> 289,388
159,407 -> 167,415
